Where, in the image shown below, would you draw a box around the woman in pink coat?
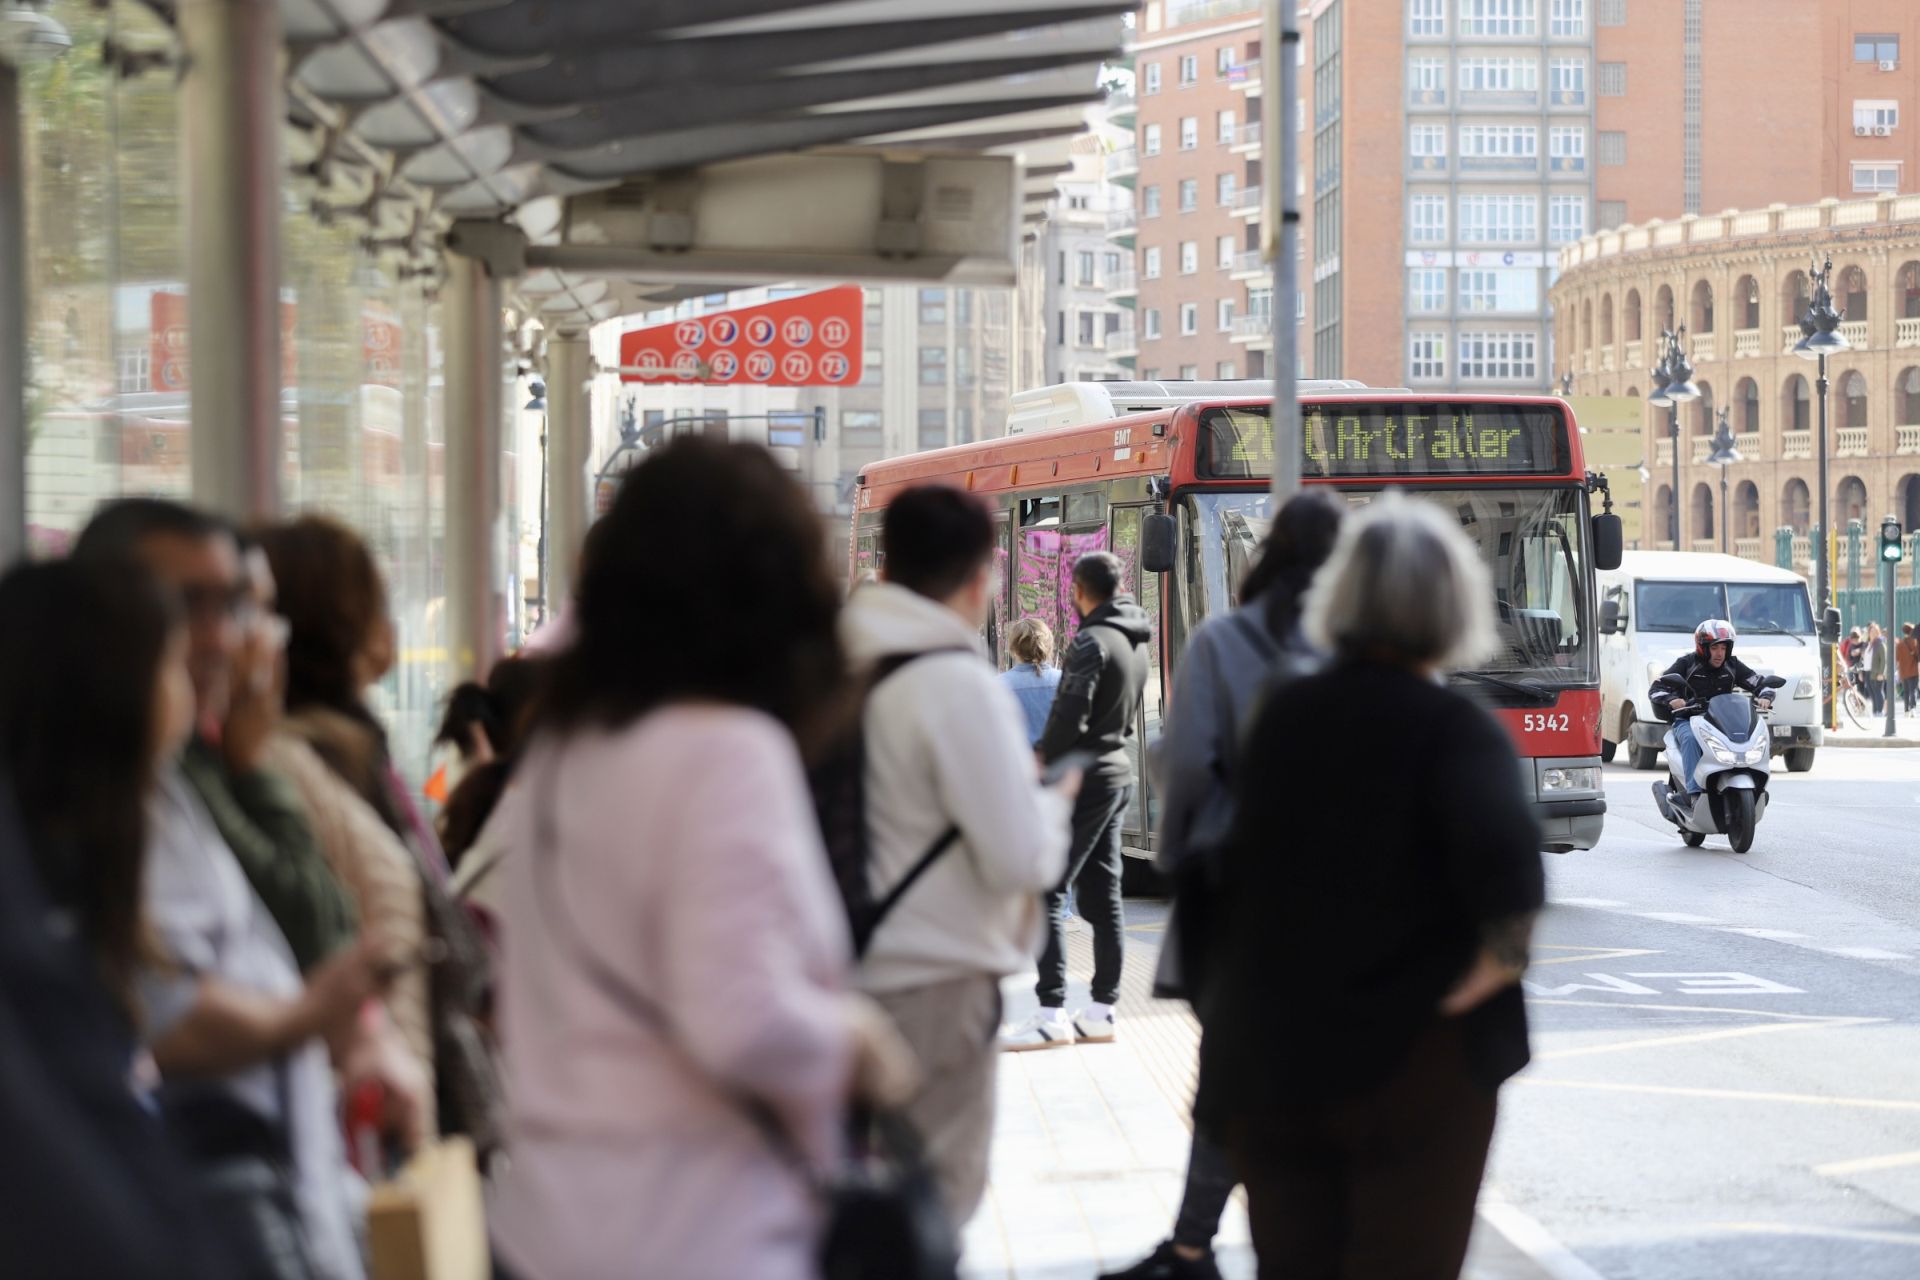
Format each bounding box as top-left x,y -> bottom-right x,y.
489,439 -> 913,1280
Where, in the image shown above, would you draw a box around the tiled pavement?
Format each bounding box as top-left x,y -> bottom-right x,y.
964,909 -> 1556,1280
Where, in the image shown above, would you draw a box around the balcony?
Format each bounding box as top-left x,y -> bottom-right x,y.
1782,429 -> 1812,459
1231,313 -> 1274,347
1625,339 -> 1644,369
1839,320 -> 1869,350
1106,87 -> 1136,124
1231,187 -> 1263,219
1734,537 -> 1763,561
1835,426 -> 1870,456
1790,535 -> 1813,570
1231,121 -> 1262,154
1733,328 -> 1762,359
1899,317 -> 1920,348
1107,323 -> 1139,360
1690,435 -> 1714,463
1736,430 -> 1761,455
1781,324 -> 1803,354
1600,347 -> 1616,372
1106,145 -> 1138,183
1690,331 -> 1716,363
1105,207 -> 1137,242
1898,425 -> 1920,453
1227,58 -> 1262,92
1231,249 -> 1266,281
1655,438 -> 1674,465
1106,267 -> 1137,301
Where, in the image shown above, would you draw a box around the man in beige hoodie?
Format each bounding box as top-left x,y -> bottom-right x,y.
840,485 -> 1075,1226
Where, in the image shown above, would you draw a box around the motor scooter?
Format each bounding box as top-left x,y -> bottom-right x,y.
1650,675 -> 1788,853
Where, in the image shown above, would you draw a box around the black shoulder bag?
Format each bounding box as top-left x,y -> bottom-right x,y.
531,745 -> 959,1280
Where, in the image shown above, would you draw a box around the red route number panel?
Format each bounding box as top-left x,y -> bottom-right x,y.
618,285 -> 864,388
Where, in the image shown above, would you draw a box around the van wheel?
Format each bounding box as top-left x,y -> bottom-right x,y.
1600,738 -> 1618,763
1627,735 -> 1661,771
1784,747 -> 1815,773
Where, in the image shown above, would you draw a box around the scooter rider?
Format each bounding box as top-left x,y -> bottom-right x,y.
1650,619 -> 1775,798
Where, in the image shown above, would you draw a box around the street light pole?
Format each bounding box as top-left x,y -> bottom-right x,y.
1708,407 -> 1741,555
1794,254 -> 1851,731
1648,326 -> 1699,549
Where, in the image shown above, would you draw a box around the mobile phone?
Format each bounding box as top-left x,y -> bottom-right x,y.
1042,751 -> 1096,787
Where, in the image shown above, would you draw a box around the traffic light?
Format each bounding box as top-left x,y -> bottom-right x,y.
1882,515 -> 1906,564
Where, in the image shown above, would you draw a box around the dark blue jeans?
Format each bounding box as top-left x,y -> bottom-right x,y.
1037,780 -> 1131,1009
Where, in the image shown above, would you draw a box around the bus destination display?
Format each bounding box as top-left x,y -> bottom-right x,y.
1199,404 -> 1570,479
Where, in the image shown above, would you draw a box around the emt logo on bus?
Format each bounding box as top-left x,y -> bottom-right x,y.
1199,404 -> 1569,480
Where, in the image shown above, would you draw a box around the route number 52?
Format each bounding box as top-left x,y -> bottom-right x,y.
1523,713 -> 1571,733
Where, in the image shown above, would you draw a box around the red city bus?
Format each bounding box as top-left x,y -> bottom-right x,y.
854,381 -> 1623,856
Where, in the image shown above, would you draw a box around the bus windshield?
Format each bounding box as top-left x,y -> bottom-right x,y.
1191,486 -> 1594,684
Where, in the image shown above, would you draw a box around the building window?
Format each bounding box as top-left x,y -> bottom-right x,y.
1458,57 -> 1539,93
1144,184 -> 1162,217
1180,117 -> 1199,150
1598,0 -> 1625,24
1142,368 -> 1159,381
1550,0 -> 1584,38
1144,124 -> 1162,156
917,409 -> 947,450
860,349 -> 883,387
956,407 -> 974,444
1853,162 -> 1901,192
1104,250 -> 1121,276
1143,61 -> 1162,94
1217,360 -> 1237,377
1180,303 -> 1199,335
1854,100 -> 1900,133
1179,54 -> 1198,85
1409,268 -> 1448,313
1854,34 -> 1900,66
1217,45 -> 1235,76
1460,0 -> 1538,38
1179,364 -> 1199,379
1077,250 -> 1096,286
1179,178 -> 1199,211
1598,130 -> 1627,165
1458,269 -> 1540,313
1409,0 -> 1445,37
1549,194 -> 1587,243
1144,245 -> 1163,279
1550,58 -> 1586,101
1410,55 -> 1447,97
1077,311 -> 1099,347
1217,173 -> 1236,205
1218,109 -> 1236,144
1218,234 -> 1237,269
1458,193 -> 1538,244
919,288 -> 947,324
1458,331 -> 1539,380
1550,125 -> 1586,168
1411,193 -> 1448,244
1458,124 -> 1539,158
1597,199 -> 1627,228
1597,62 -> 1627,96
918,346 -> 947,386
1180,241 -> 1199,274
841,410 -> 883,449
1144,308 -> 1162,339
1409,333 -> 1447,380
1218,298 -> 1236,330
1410,123 -> 1448,158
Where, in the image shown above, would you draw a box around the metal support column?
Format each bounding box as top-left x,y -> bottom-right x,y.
0,63 -> 26,563
1267,0 -> 1301,506
443,252 -> 503,682
544,331 -> 591,613
1815,353 -> 1832,728
178,0 -> 285,520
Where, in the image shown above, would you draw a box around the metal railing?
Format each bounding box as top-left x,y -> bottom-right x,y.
1107,146 -> 1138,177
1106,267 -> 1137,294
1233,120 -> 1263,149
1106,208 -> 1137,234
1232,312 -> 1274,339
1231,249 -> 1265,274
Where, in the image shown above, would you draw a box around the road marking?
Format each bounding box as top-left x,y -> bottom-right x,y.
1529,998 -> 1878,1022
1534,1016 -> 1880,1062
1638,911 -> 1721,923
1712,926 -> 1810,940
1476,1190 -> 1610,1280
1554,897 -> 1628,908
1519,1078 -> 1920,1113
1531,944 -> 1660,967
1623,971 -> 1805,994
1525,973 -> 1660,997
1703,1222 -> 1920,1247
1814,1149 -> 1920,1178
1823,946 -> 1915,961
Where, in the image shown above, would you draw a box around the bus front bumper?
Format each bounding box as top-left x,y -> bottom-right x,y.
1528,757 -> 1606,854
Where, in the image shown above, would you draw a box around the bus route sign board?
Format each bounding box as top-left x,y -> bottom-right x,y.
1198,404 -> 1571,480
618,286 -> 864,387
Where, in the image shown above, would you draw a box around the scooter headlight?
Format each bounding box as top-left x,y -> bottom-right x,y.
1744,744 -> 1768,763
1794,677 -> 1816,699
1708,742 -> 1737,764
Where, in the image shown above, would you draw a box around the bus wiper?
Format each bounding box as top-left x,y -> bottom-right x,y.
1740,621 -> 1807,646
1449,670 -> 1558,704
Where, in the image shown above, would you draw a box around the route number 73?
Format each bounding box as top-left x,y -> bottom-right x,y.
1523,713 -> 1571,733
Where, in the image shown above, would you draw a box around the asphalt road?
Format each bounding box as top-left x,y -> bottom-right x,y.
1492,746 -> 1920,1279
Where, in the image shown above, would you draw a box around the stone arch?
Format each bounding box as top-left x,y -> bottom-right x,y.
1898,260 -> 1920,320
1655,283 -> 1676,333
1840,369 -> 1870,429
1899,473 -> 1920,535
1836,474 -> 1870,528
1653,484 -> 1674,544
1839,264 -> 1869,323
1782,372 -> 1811,432
1624,288 -> 1644,341
1781,268 -> 1809,327
1734,273 -> 1761,330
1734,480 -> 1761,539
1691,482 -> 1716,542
1782,477 -> 1811,534
1581,297 -> 1594,353
1601,293 -> 1615,345
1693,379 -> 1716,435
1899,366 -> 1920,425
1690,279 -> 1715,335
1735,376 -> 1760,433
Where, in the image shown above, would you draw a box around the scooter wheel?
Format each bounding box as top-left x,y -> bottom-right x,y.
1682,829 -> 1707,847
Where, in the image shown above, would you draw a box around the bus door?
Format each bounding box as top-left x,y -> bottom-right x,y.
1111,503 -> 1164,856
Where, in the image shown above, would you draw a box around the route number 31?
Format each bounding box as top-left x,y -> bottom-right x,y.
1523,713 -> 1571,733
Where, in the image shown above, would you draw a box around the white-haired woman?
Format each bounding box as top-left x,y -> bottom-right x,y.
1194,494 -> 1544,1280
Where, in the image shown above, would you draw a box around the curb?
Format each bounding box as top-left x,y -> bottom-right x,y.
1822,737 -> 1920,748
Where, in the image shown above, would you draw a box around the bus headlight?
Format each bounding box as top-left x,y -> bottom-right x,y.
1542,767 -> 1600,792
1794,677 -> 1816,699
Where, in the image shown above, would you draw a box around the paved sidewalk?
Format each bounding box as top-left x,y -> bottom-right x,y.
964,911 -> 1558,1280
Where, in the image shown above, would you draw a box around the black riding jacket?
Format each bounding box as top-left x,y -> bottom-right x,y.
1649,651 -> 1769,721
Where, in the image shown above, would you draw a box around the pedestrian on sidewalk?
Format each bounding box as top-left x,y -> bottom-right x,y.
998,617 -> 1063,745
1101,492 -> 1344,1280
1198,495 -> 1545,1280
1004,552 -> 1151,1050
1865,621 -> 1890,716
489,439 -> 916,1280
840,485 -> 1074,1226
1898,622 -> 1918,714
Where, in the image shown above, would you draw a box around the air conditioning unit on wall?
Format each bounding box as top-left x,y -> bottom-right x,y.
1881,59 -> 1899,71
1877,125 -> 1892,136
1858,126 -> 1873,135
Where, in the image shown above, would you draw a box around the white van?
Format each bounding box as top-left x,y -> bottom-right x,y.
1598,551 -> 1823,773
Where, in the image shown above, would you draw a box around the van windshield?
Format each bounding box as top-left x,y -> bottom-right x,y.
1634,580 -> 1814,635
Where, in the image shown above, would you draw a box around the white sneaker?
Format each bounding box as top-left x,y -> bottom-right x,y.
1000,1009 -> 1075,1052
1073,1007 -> 1117,1043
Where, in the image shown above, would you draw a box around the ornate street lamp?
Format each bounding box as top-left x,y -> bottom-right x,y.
1793,255 -> 1851,728
1707,407 -> 1742,554
1647,327 -> 1699,547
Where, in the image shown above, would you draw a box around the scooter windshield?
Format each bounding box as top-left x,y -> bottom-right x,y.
1706,692 -> 1754,740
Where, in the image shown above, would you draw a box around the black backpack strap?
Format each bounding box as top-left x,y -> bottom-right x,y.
853,825 -> 961,960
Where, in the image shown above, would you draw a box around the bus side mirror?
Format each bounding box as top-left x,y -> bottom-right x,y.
1818,607 -> 1842,645
1591,512 -> 1623,572
1142,512 -> 1178,574
1600,598 -> 1623,635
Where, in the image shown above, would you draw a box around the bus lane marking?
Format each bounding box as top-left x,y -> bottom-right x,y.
1530,945 -> 1660,967
1813,1148 -> 1920,1178
1533,1016 -> 1883,1063
1518,1078 -> 1920,1113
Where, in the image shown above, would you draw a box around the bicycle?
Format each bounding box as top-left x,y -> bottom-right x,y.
1840,668 -> 1873,730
